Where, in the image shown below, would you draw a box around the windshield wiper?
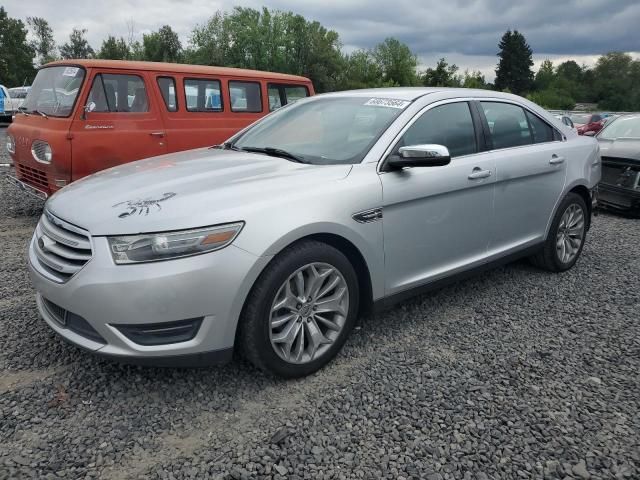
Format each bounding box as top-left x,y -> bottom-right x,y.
17,106 -> 30,116
31,109 -> 48,118
240,146 -> 308,163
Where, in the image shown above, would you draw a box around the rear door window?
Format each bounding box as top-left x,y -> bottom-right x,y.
184,78 -> 223,112
229,81 -> 262,112
88,73 -> 149,113
480,102 -> 532,149
157,77 -> 177,112
525,111 -> 555,143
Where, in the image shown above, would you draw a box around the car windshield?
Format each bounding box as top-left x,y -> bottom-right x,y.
598,116 -> 640,140
22,66 -> 85,117
570,113 -> 591,124
232,96 -> 409,165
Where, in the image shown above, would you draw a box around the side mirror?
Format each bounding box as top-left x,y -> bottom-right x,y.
386,144 -> 451,170
81,101 -> 96,120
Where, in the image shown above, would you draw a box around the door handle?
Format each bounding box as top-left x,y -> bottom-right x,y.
468,168 -> 492,180
549,154 -> 565,165
150,131 -> 165,138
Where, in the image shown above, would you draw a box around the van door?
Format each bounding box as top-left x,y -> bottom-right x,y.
69,70 -> 168,180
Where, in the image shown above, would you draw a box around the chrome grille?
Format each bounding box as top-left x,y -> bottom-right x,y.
17,163 -> 49,190
32,211 -> 92,283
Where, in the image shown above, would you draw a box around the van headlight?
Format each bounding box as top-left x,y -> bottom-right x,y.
31,140 -> 52,163
107,222 -> 244,264
6,134 -> 15,154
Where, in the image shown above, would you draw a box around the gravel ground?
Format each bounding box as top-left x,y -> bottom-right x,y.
0,131 -> 638,479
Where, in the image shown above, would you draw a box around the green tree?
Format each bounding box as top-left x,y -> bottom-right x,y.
422,58 -> 461,87
27,16 -> 57,65
495,30 -> 534,95
60,28 -> 95,59
527,89 -> 575,110
372,37 -> 418,86
143,25 -> 182,62
534,59 -> 555,90
0,7 -> 35,87
186,11 -> 230,66
462,70 -> 488,89
98,35 -> 130,60
339,50 -> 384,90
188,7 -> 344,92
592,52 -> 640,110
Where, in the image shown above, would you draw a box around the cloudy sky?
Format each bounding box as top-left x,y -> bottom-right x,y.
4,0 -> 640,80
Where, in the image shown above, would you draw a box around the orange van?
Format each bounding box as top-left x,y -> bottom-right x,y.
6,60 -> 314,198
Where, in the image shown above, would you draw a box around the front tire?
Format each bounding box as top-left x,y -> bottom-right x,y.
238,240 -> 359,378
531,192 -> 588,272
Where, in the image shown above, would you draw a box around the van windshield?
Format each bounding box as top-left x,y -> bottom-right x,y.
22,66 -> 86,117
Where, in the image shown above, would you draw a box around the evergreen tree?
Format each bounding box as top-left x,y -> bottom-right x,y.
60,28 -> 94,59
495,30 -> 534,95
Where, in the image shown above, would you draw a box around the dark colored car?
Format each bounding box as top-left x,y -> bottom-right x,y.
596,114 -> 640,215
571,113 -> 604,136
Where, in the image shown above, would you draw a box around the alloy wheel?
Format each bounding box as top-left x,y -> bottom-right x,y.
556,203 -> 585,264
269,262 -> 349,364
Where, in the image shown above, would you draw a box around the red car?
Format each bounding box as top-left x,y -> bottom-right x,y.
570,113 -> 604,136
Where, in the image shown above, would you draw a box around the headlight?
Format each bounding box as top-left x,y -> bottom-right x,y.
108,222 -> 244,264
6,134 -> 15,154
31,140 -> 52,163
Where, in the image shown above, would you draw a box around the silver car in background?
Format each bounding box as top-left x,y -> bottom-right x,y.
28,88 -> 601,377
596,114 -> 640,214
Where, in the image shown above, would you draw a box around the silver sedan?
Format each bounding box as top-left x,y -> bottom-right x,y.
28,88 -> 601,377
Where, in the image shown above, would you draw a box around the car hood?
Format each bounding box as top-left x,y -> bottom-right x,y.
46,148 -> 353,235
598,138 -> 640,162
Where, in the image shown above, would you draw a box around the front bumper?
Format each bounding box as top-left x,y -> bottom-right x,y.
29,234 -> 272,365
5,174 -> 48,200
598,183 -> 640,213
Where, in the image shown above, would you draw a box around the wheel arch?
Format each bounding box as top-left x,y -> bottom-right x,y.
231,229 -> 377,352
545,181 -> 593,239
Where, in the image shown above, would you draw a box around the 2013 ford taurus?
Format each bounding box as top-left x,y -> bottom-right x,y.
28,88 -> 601,378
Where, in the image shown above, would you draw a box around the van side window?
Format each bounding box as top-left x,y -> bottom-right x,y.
284,86 -> 308,103
480,102 -> 532,149
267,84 -> 309,111
88,74 -> 148,113
184,78 -> 223,112
268,86 -> 282,111
157,77 -> 177,112
229,81 -> 262,113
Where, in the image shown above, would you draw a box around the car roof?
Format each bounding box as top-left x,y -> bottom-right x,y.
43,59 -> 311,82
317,87 -> 530,102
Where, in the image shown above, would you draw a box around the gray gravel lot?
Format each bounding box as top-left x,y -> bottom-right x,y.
0,125 -> 639,479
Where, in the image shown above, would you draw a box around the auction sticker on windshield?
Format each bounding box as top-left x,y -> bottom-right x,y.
364,98 -> 411,109
63,67 -> 80,77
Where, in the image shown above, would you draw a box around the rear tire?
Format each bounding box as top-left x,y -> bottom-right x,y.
530,192 -> 588,272
238,240 -> 359,378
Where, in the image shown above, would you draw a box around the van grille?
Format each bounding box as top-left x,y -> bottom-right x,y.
32,211 -> 92,283
17,164 -> 49,191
